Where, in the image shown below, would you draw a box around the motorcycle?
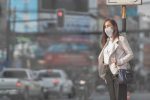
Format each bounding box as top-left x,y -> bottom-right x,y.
75,79 -> 88,100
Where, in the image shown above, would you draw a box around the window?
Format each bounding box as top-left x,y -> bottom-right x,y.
2,71 -> 27,78
40,0 -> 88,12
39,72 -> 61,78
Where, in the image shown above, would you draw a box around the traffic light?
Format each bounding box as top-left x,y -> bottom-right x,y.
57,9 -> 65,27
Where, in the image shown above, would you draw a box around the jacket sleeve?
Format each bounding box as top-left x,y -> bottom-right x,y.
117,36 -> 134,65
98,49 -> 107,80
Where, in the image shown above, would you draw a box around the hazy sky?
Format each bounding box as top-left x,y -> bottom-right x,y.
10,0 -> 38,33
138,0 -> 150,15
9,0 -> 150,32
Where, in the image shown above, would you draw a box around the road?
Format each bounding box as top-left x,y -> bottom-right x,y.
89,91 -> 150,100
1,91 -> 150,100
46,91 -> 150,100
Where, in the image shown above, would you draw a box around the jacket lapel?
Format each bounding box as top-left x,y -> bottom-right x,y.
98,37 -> 119,79
99,37 -> 119,59
98,40 -> 109,63
109,37 -> 119,57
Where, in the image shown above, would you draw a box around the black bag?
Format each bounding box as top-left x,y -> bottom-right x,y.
125,69 -> 133,83
118,69 -> 133,84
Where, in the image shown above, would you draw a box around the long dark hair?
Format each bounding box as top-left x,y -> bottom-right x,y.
101,19 -> 119,47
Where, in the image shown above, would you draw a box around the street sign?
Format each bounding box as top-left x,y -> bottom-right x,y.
107,0 -> 142,5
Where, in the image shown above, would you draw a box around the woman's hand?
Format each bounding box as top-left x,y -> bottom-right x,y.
105,80 -> 107,84
111,58 -> 117,64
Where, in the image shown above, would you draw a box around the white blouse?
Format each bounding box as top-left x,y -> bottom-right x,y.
103,40 -> 114,64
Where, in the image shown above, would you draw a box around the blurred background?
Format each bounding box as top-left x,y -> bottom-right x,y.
0,0 -> 150,100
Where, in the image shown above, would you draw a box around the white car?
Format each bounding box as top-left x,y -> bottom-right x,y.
0,68 -> 44,100
36,69 -> 75,98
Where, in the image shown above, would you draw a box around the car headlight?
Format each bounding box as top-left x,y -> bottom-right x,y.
79,80 -> 86,85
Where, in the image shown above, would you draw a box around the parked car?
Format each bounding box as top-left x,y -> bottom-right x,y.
43,42 -> 94,67
36,69 -> 75,98
0,68 -> 44,100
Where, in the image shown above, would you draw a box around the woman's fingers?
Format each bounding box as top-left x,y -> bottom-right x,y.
111,58 -> 116,63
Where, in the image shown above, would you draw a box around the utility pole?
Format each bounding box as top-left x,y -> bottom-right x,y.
106,0 -> 142,33
6,0 -> 11,67
121,5 -> 126,32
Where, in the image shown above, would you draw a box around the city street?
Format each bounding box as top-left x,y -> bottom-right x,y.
89,91 -> 150,100
0,0 -> 150,100
43,91 -> 150,100
0,91 -> 150,100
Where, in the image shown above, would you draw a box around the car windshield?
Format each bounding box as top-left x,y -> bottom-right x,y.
47,44 -> 68,53
2,71 -> 27,78
47,43 -> 90,53
39,72 -> 61,78
71,43 -> 89,51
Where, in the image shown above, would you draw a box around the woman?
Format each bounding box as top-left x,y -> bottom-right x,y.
98,19 -> 134,100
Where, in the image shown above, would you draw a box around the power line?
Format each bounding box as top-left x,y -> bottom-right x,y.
10,18 -> 56,23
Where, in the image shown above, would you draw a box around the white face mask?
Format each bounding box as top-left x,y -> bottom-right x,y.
105,27 -> 113,37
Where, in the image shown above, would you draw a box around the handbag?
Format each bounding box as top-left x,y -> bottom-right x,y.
118,68 -> 133,84
114,39 -> 133,84
125,68 -> 134,83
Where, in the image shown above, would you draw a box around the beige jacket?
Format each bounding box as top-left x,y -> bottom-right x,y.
98,35 -> 134,80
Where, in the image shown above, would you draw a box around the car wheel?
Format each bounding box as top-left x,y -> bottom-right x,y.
22,87 -> 31,100
38,90 -> 46,100
43,92 -> 49,100
58,86 -> 63,98
68,87 -> 75,99
68,93 -> 73,99
23,91 -> 31,100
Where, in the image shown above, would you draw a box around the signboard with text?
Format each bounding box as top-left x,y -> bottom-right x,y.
107,0 -> 142,5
